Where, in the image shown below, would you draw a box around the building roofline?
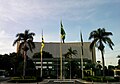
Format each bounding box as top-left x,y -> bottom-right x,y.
34,41 -> 91,44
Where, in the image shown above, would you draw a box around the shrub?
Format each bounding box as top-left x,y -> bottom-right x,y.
9,76 -> 37,83
83,76 -> 119,82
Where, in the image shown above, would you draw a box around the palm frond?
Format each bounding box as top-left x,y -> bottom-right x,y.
104,37 -> 114,50
30,41 -> 35,48
13,30 -> 35,53
104,37 -> 114,45
63,52 -> 70,58
13,38 -> 20,46
16,33 -> 24,38
89,38 -> 98,50
28,32 -> 35,36
72,50 -> 77,56
25,30 -> 29,35
65,47 -> 77,58
89,28 -> 114,51
27,41 -> 33,52
89,30 -> 98,40
28,36 -> 33,41
108,44 -> 114,50
103,32 -> 113,36
27,41 -> 35,52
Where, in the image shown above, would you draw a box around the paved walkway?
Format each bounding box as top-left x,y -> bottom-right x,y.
0,79 -> 120,84
76,79 -> 120,84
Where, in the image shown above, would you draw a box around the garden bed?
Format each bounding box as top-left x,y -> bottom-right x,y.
82,76 -> 119,82
8,76 -> 43,83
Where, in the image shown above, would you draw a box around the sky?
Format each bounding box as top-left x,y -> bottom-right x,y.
0,0 -> 120,66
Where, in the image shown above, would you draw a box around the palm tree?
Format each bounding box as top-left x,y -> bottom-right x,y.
64,47 -> 77,59
63,47 -> 77,79
89,28 -> 114,77
13,30 -> 35,77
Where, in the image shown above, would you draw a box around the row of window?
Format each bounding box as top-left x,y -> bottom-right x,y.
34,62 -> 87,65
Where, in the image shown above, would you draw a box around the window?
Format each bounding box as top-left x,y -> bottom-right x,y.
48,62 -> 52,64
36,62 -> 41,64
49,66 -> 52,69
43,62 -> 47,64
43,66 -> 47,69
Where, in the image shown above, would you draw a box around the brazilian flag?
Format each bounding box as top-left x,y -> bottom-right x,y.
61,21 -> 66,43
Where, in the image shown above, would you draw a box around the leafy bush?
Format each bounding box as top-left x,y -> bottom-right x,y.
83,76 -> 101,82
9,76 -> 37,83
83,76 -> 119,82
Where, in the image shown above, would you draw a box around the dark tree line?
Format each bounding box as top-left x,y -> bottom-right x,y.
0,52 -> 36,76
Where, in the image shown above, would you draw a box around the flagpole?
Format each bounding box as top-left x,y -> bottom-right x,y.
40,30 -> 44,77
60,38 -> 62,79
81,46 -> 84,79
41,50 -> 43,77
60,20 -> 66,80
60,20 -> 62,80
80,31 -> 84,79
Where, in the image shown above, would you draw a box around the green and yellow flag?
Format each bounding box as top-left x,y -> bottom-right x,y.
40,32 -> 44,52
61,21 -> 66,43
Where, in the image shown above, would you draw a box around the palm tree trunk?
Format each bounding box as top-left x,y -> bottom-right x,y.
23,42 -> 27,78
70,59 -> 71,79
101,51 -> 105,77
23,51 -> 26,78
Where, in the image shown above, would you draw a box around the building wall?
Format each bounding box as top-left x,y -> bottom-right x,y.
17,42 -> 96,78
25,42 -> 96,63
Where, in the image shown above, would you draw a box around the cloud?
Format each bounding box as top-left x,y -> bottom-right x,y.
0,0 -> 119,55
0,29 -> 15,54
0,0 -> 107,21
0,0 -> 114,30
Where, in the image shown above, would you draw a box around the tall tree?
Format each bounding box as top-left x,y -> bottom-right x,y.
64,47 -> 77,59
89,28 -> 114,77
63,47 -> 77,79
33,51 -> 53,58
13,30 -> 35,77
